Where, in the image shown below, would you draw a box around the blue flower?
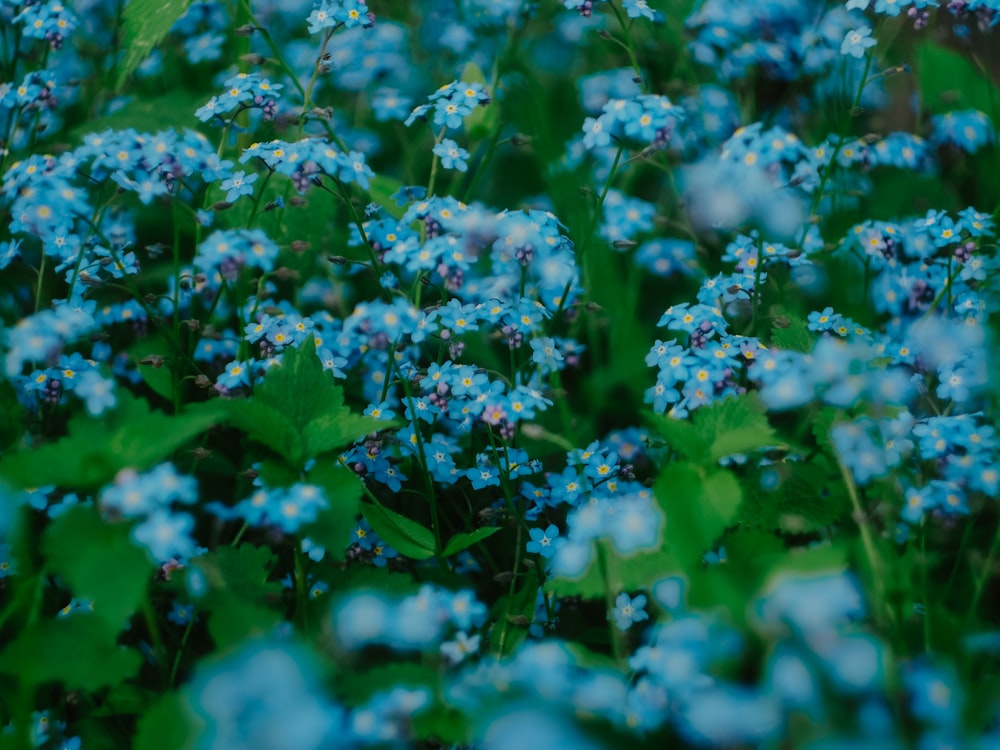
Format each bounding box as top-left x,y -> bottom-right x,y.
219,170 -> 258,203
612,592 -> 649,630
526,524 -> 559,558
841,26 -> 877,58
432,138 -> 470,172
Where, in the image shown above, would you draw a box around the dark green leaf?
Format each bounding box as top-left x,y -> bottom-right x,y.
42,506 -> 153,633
219,399 -> 302,464
362,502 -> 437,559
134,693 -> 198,750
117,0 -> 194,90
917,42 -> 1000,115
301,411 -> 385,462
0,393 -> 225,490
442,527 -> 501,557
205,594 -> 283,649
224,340 -> 384,466
655,462 -> 743,572
648,413 -> 707,464
301,462 -> 364,559
195,544 -> 281,602
770,316 -> 813,353
0,616 -> 141,690
699,394 -> 779,463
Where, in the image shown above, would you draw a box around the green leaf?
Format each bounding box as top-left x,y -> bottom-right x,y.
488,582 -> 536,656
42,506 -> 154,633
301,411 -> 385,463
648,413 -> 707,464
194,544 -> 284,649
917,41 -> 1000,116
367,175 -> 406,219
0,616 -> 141,690
362,502 -> 436,560
206,594 -> 283,649
770,315 -> 813,353
195,544 -> 281,602
655,462 -> 743,572
66,90 -> 201,143
301,462 -> 365,559
220,399 -> 303,463
442,527 -> 501,557
223,340 -> 384,466
134,693 -> 198,750
648,394 -> 777,465
0,393 -> 225,490
137,362 -> 175,404
117,0 -> 194,90
0,379 -> 23,452
699,394 -> 779,463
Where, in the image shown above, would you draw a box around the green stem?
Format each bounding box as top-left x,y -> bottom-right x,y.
596,541 -> 625,668
968,518 -> 1000,624
836,454 -> 893,631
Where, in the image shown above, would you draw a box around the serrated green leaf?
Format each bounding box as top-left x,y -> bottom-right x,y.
770,316 -> 813,353
134,693 -> 198,750
41,506 -> 153,633
219,398 -> 302,464
442,527 -> 501,557
0,394 -> 225,490
655,462 -> 743,572
0,616 -> 141,690
301,462 -> 364,558
699,394 -> 778,462
195,544 -> 281,601
224,340 -> 381,466
254,339 -> 341,432
206,594 -> 283,649
117,0 -> 194,90
301,412 -> 386,461
412,705 -> 471,746
648,413 -> 707,464
362,502 -> 436,559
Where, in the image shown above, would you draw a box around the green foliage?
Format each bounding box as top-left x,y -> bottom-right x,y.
442,527 -> 501,557
0,393 -> 224,490
41,505 -> 154,633
770,315 -> 813,353
117,0 -> 195,90
221,340 -> 386,467
655,461 -> 743,573
917,41 -> 1000,116
361,501 -> 437,559
649,393 -> 778,465
194,544 -> 284,649
300,462 -> 365,560
133,693 -> 197,750
737,461 -> 850,534
0,615 -> 142,690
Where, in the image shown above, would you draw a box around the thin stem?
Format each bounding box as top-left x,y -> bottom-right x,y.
967,518 -> 1000,624
836,454 -> 893,631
